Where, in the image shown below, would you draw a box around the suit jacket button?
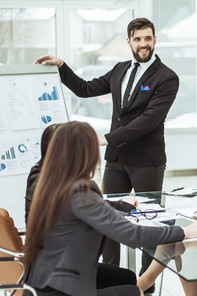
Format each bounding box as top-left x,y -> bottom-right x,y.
117,117 -> 121,121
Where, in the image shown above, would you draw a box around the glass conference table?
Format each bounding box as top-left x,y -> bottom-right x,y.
142,239 -> 197,281
106,191 -> 197,283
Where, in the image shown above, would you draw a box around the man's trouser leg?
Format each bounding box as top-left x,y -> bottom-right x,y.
102,161 -> 132,266
102,160 -> 165,269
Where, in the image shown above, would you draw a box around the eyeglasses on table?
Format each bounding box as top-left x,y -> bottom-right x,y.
128,209 -> 157,222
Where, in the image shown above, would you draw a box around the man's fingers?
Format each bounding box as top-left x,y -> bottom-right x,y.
35,54 -> 53,64
44,59 -> 57,65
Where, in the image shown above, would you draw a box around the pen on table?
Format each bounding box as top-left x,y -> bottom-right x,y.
171,187 -> 184,192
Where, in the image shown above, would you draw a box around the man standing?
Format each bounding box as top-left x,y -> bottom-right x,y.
36,17 -> 179,291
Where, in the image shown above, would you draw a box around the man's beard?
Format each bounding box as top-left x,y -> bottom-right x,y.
132,46 -> 154,63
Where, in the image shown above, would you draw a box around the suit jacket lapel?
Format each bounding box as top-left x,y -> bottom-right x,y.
117,62 -> 132,110
121,56 -> 161,114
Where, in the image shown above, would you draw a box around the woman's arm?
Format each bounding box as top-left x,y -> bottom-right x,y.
71,188 -> 185,249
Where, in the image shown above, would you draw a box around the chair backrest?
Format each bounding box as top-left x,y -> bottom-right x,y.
0,208 -> 24,295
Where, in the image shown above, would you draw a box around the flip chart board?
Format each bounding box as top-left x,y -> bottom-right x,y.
0,64 -> 69,228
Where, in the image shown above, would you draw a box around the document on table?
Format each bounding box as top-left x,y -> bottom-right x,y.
137,203 -> 166,212
103,196 -> 122,201
174,208 -> 197,219
103,194 -> 124,201
135,196 -> 156,203
103,195 -> 156,203
135,211 -> 177,226
165,187 -> 197,196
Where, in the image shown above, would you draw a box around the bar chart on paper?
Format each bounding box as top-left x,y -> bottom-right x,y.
1,147 -> 16,159
38,86 -> 59,101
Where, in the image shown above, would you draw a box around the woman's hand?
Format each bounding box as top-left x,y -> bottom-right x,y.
184,222 -> 197,239
121,195 -> 138,207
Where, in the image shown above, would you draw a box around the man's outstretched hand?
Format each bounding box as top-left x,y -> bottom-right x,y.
35,54 -> 64,68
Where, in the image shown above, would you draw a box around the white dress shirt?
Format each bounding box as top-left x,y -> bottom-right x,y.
121,54 -> 156,108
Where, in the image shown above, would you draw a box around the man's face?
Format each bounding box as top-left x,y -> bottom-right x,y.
127,27 -> 156,63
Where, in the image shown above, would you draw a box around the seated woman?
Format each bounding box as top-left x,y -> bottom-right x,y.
23,121 -> 197,296
24,123 -> 139,291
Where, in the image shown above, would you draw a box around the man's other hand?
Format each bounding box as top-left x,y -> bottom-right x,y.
97,135 -> 108,146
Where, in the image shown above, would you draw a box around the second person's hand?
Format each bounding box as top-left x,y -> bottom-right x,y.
121,195 -> 138,207
35,54 -> 64,68
184,222 -> 197,239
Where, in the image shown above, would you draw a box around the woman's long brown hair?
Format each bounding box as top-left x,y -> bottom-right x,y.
24,121 -> 100,267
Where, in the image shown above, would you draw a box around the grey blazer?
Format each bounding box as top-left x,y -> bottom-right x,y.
25,181 -> 184,296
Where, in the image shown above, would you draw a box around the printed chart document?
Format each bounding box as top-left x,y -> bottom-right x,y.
0,65 -> 69,176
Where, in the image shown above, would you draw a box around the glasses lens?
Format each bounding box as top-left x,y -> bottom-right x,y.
145,209 -> 157,220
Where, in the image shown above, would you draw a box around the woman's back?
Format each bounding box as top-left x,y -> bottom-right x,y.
24,180 -> 105,296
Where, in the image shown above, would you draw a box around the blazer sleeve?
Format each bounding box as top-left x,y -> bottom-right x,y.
106,200 -> 135,212
71,189 -> 184,249
59,62 -> 111,97
105,71 -> 179,149
24,163 -> 41,223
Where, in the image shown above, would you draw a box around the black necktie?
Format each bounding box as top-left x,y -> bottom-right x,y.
123,62 -> 140,107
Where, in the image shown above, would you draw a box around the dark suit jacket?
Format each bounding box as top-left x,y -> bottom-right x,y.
59,55 -> 179,167
24,180 -> 184,296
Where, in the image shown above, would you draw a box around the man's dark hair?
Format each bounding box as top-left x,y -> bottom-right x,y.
127,18 -> 155,38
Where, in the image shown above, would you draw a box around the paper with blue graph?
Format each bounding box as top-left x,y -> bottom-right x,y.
0,65 -> 69,176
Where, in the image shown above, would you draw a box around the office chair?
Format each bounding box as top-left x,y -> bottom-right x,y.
0,208 -> 37,296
